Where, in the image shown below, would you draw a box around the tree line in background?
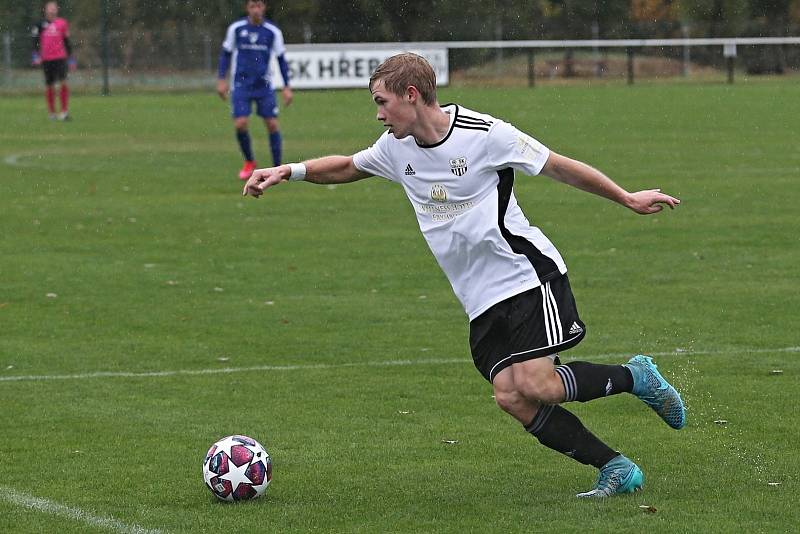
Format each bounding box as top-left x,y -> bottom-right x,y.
1,0 -> 798,73
3,0 -> 800,41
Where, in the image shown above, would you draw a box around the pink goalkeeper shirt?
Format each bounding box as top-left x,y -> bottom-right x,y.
39,18 -> 69,61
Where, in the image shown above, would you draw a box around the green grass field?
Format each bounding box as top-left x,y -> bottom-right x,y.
1,80 -> 799,533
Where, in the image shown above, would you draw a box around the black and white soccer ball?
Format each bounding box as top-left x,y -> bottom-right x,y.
202,435 -> 272,501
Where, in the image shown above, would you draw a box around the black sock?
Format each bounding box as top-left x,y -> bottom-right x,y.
525,404 -> 618,468
555,361 -> 633,402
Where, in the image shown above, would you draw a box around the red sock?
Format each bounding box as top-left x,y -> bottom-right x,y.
60,84 -> 69,113
46,86 -> 56,113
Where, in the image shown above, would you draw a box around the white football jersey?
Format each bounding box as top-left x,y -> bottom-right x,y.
353,104 -> 567,320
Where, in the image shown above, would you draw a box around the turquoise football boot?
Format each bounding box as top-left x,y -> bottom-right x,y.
576,455 -> 644,498
625,355 -> 686,430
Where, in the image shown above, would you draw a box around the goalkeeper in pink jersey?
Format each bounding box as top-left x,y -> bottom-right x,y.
31,2 -> 75,121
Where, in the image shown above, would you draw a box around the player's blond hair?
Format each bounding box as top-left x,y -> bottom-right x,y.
369,53 -> 437,106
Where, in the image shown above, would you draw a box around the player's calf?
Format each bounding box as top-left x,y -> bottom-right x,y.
555,361 -> 634,402
526,404 -> 618,469
513,371 -> 566,404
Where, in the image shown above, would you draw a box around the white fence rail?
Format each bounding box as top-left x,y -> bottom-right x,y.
286,37 -> 800,86
3,35 -> 799,91
286,36 -> 800,50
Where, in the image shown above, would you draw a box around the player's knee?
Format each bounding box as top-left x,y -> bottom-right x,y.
494,389 -> 524,415
265,118 -> 279,133
494,391 -> 524,415
234,118 -> 249,131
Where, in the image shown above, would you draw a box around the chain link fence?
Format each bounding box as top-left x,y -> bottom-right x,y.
2,28 -> 220,92
3,29 -> 800,93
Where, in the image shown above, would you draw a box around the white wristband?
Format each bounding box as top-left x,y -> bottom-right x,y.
288,163 -> 307,181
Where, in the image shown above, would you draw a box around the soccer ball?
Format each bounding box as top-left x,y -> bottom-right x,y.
202,435 -> 272,501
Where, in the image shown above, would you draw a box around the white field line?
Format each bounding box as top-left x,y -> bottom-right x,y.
1,346 -> 798,384
0,486 -> 165,534
3,153 -> 24,166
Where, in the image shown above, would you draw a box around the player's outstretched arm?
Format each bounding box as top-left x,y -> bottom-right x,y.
540,151 -> 680,215
242,156 -> 371,198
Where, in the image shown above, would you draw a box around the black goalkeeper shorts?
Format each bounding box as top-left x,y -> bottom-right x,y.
43,59 -> 67,85
469,274 -> 586,383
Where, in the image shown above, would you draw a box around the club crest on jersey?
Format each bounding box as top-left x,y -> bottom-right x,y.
449,157 -> 467,176
249,33 -> 259,44
430,184 -> 448,203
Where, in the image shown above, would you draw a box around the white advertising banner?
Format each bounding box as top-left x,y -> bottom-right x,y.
270,47 -> 449,89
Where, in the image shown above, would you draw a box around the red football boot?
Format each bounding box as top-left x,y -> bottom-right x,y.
239,160 -> 257,180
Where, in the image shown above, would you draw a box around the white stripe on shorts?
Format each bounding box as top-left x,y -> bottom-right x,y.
546,282 -> 563,343
540,284 -> 553,346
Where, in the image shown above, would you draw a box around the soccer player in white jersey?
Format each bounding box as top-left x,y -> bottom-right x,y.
243,53 -> 686,498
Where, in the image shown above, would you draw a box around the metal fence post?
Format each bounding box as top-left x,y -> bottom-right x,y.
527,49 -> 535,88
204,34 -> 212,72
681,24 -> 691,77
101,0 -> 110,95
2,32 -> 11,86
626,47 -> 634,85
727,56 -> 734,83
723,43 -> 737,84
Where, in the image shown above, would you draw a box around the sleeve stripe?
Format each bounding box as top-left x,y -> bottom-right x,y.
457,115 -> 493,126
454,123 -> 490,132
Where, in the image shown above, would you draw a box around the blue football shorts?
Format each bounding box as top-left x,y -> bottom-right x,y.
231,89 -> 278,119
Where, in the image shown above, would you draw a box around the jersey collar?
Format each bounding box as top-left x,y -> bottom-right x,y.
415,103 -> 458,149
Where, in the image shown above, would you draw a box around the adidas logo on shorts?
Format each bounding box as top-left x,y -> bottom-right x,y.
569,322 -> 583,335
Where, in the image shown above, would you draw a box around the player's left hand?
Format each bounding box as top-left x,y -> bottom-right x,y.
282,86 -> 293,107
626,189 -> 680,214
216,79 -> 229,101
242,165 -> 290,198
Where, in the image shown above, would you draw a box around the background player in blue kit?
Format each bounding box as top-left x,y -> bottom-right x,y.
217,0 -> 293,180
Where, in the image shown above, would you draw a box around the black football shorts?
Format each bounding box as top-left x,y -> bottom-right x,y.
469,274 -> 586,383
43,59 -> 67,85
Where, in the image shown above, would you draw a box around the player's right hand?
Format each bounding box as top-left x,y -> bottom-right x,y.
216,79 -> 229,101
625,189 -> 681,215
242,165 -> 290,198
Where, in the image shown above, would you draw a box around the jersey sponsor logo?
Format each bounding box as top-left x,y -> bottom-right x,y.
430,184 -> 448,203
404,164 -> 415,176
416,198 -> 475,221
449,157 -> 467,176
240,44 -> 269,51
